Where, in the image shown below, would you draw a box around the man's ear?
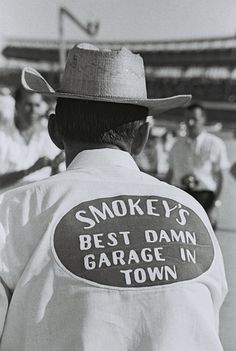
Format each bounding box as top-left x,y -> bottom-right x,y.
131,121 -> 150,156
48,114 -> 64,150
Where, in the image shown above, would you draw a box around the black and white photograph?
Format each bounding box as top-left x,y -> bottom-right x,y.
0,0 -> 236,350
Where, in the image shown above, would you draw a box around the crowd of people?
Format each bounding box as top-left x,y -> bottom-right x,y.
0,43 -> 232,351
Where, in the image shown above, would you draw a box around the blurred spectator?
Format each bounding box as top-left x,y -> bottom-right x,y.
0,94 -> 15,127
135,116 -> 157,176
0,86 -> 11,96
135,124 -> 176,180
230,161 -> 236,180
0,87 -> 65,192
154,127 -> 176,180
40,98 -> 57,127
135,130 -> 158,176
167,102 -> 229,229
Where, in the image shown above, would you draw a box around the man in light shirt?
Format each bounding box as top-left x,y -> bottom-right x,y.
0,44 -> 227,351
168,102 -> 229,228
0,87 -> 64,192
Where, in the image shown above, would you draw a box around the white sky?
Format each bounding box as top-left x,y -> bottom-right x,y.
1,0 -> 236,42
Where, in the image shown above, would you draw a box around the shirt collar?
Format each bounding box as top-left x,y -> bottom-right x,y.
67,148 -> 140,172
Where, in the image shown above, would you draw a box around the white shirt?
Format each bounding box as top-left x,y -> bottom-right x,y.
0,149 -> 227,351
0,121 -> 64,193
169,131 -> 230,191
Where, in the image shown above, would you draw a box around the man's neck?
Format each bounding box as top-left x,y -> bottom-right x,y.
64,142 -> 130,167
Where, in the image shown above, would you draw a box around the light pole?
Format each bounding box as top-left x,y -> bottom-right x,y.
58,7 -> 99,73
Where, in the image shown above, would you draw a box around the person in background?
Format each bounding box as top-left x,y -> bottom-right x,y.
0,87 -> 65,192
229,129 -> 236,180
230,161 -> 236,179
167,102 -> 230,229
0,43 -> 227,351
135,125 -> 176,180
0,90 -> 15,128
134,124 -> 158,177
154,127 -> 176,180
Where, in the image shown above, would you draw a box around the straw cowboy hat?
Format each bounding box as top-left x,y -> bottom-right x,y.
21,43 -> 191,114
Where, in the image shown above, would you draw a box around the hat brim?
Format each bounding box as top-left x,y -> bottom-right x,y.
21,67 -> 192,114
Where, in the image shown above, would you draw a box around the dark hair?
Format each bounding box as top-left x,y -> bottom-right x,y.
14,86 -> 44,104
186,102 -> 207,119
55,98 -> 148,144
14,86 -> 28,103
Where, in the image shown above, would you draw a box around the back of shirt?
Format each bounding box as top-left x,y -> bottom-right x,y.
0,149 -> 227,351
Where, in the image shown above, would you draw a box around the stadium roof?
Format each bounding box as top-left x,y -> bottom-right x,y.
2,35 -> 236,69
2,35 -> 236,77
4,35 -> 236,53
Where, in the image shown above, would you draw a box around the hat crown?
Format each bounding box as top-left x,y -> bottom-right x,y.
60,45 -> 147,99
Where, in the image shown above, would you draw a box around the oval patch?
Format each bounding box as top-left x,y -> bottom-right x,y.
53,195 -> 214,287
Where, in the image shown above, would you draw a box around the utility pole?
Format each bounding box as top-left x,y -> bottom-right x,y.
59,7 -> 99,73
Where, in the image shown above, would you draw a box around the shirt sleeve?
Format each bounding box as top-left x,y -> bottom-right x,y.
0,188 -> 36,339
0,185 -> 45,289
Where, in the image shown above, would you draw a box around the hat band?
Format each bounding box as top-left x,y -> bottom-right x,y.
57,83 -> 148,99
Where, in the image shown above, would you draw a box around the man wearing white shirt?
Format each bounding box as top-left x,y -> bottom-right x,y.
0,44 -> 227,351
168,103 -> 229,228
0,87 -> 64,192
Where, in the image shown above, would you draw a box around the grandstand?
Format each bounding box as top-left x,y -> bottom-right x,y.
1,36 -> 236,122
